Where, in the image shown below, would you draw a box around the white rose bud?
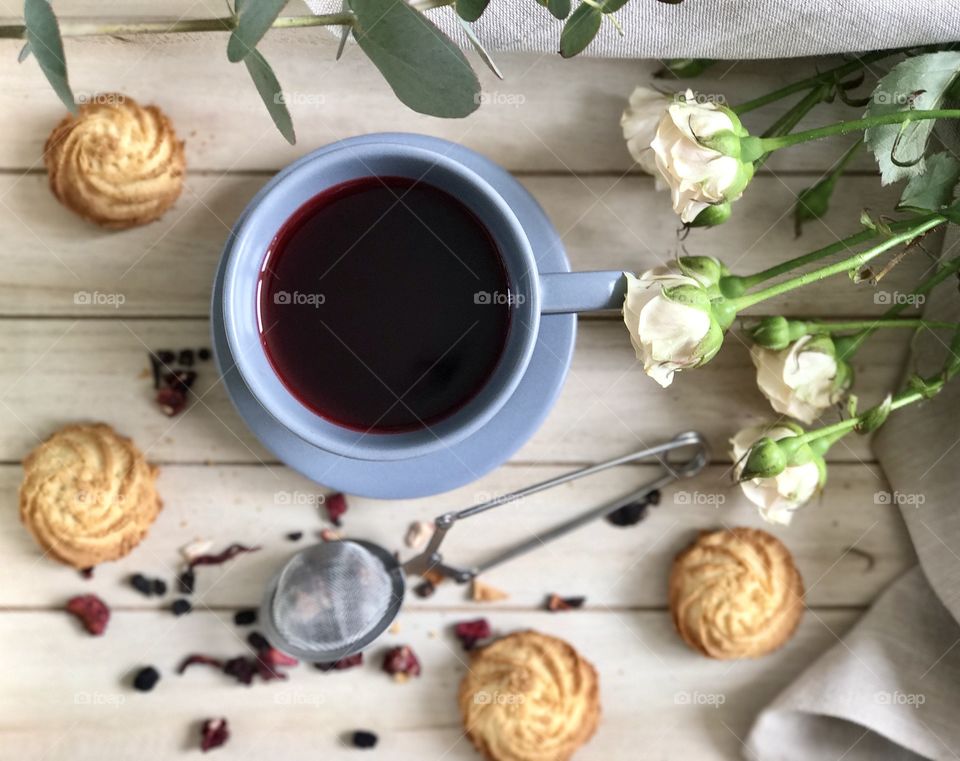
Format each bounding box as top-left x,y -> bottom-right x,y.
621,85 -> 672,177
751,335 -> 852,425
650,90 -> 755,223
622,259 -> 724,388
730,424 -> 824,525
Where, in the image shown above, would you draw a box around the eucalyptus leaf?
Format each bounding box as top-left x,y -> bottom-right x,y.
655,58 -> 716,79
243,48 -> 296,144
455,0 -> 489,23
896,152 -> 960,212
227,0 -> 286,62
336,0 -> 350,60
457,16 -> 502,80
865,51 -> 960,185
18,42 -> 31,62
23,0 -> 76,114
559,3 -> 601,59
349,0 -> 479,118
545,0 -> 571,20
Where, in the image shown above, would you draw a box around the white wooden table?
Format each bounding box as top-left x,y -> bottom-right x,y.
0,7 -> 919,760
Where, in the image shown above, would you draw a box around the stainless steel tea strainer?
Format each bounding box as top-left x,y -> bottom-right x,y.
260,431 -> 708,662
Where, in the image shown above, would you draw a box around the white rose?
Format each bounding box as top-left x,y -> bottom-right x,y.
730,424 -> 822,525
622,263 -> 719,388
751,336 -> 849,425
621,85 -> 672,176
650,90 -> 752,223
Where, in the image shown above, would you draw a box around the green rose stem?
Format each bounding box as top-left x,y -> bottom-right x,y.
733,51 -> 895,114
727,214 -> 948,311
752,84 -> 832,170
804,318 -> 960,332
755,110 -> 960,154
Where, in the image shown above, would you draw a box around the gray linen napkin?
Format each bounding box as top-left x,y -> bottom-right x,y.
306,1 -> 960,58
747,232 -> 960,761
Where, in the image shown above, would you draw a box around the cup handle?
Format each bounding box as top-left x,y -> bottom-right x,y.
538,271 -> 627,315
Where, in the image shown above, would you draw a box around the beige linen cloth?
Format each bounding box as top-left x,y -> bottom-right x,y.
747,230 -> 960,761
306,1 -> 960,57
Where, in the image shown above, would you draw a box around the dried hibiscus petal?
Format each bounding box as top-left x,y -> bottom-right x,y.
382,645 -> 421,681
314,652 -> 363,672
324,493 -> 348,525
453,618 -> 492,651
177,654 -> 224,674
200,718 -> 229,752
545,594 -> 586,612
189,543 -> 261,569
66,594 -> 110,635
224,657 -> 260,685
156,386 -> 187,417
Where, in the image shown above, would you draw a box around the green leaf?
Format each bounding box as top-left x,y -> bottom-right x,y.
18,42 -> 31,62
896,151 -> 960,212
227,0 -> 286,62
545,0 -> 571,19
865,51 -> 960,185
457,16 -> 502,80
559,3 -> 601,58
243,48 -> 296,144
855,394 -> 892,434
349,0 -> 479,118
455,0 -> 489,22
23,0 -> 75,114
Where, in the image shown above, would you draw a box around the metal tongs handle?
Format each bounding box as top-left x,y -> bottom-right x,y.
402,431 -> 708,583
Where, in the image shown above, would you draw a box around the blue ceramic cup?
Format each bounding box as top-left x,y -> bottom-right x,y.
220,134 -> 625,463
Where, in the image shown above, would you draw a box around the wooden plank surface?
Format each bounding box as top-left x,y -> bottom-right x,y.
0,173 -> 928,319
0,608 -> 858,761
0,319 -> 909,464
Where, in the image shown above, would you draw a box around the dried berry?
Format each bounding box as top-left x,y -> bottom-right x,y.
200,718 -> 229,752
157,386 -> 187,416
198,348 -> 212,361
79,567 -> 95,580
177,569 -> 196,595
171,599 -> 192,616
285,531 -> 303,542
453,618 -> 492,650
177,654 -> 224,674
152,578 -> 168,596
382,646 -> 421,681
247,632 -> 270,652
165,370 -> 198,393
233,609 -> 257,626
324,492 -> 348,525
178,349 -> 195,367
130,573 -> 153,596
351,730 -> 378,749
545,594 -> 586,612
189,544 -> 261,569
606,490 -> 661,527
133,666 -> 160,692
156,349 -> 175,365
66,594 -> 110,635
314,653 -> 363,672
223,657 -> 259,685
412,580 -> 436,599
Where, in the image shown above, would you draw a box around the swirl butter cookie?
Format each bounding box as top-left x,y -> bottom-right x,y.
669,527 -> 804,659
44,94 -> 185,228
459,630 -> 600,761
20,423 -> 162,568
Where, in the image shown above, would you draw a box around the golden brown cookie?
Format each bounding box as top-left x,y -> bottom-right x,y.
459,630 -> 600,761
669,527 -> 804,659
44,94 -> 185,229
20,423 -> 162,568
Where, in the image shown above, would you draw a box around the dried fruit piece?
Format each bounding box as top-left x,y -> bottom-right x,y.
177,569 -> 196,594
412,579 -> 436,599
177,654 -> 224,674
156,386 -> 187,416
453,618 -> 492,650
382,645 -> 421,681
189,544 -> 261,569
152,578 -> 168,596
178,349 -> 195,367
351,730 -> 378,749
247,632 -> 270,651
200,718 -> 229,752
130,573 -> 153,596
606,490 -> 661,527
233,609 -> 257,626
171,599 -> 192,616
314,653 -> 363,672
285,531 -> 303,542
471,579 -> 508,602
197,348 -> 212,361
404,521 -> 434,550
66,594 -> 110,635
545,594 -> 586,612
133,666 -> 160,692
79,566 -> 95,580
324,493 -> 348,525
223,656 -> 259,685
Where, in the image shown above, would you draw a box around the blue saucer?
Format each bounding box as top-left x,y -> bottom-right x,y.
212,134 -> 575,499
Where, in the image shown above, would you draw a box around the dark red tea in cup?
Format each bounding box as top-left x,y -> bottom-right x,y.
257,176 -> 512,433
